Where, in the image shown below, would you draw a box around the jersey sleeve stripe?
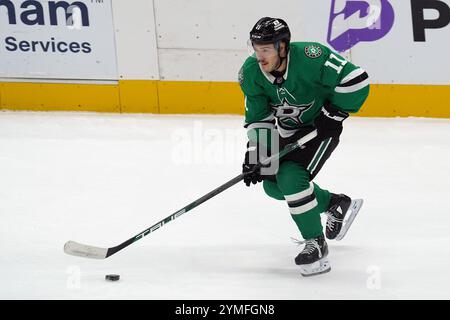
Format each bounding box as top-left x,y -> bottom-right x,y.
338,71 -> 369,88
340,68 -> 366,85
335,78 -> 370,93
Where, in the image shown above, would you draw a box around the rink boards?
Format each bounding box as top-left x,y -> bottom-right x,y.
0,0 -> 449,117
0,81 -> 449,118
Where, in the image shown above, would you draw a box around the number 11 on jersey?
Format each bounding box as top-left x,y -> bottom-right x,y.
324,53 -> 348,74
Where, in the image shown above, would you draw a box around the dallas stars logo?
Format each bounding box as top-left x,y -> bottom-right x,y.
305,45 -> 322,58
271,98 -> 315,128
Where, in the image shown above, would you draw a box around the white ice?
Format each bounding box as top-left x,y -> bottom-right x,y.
0,111 -> 449,299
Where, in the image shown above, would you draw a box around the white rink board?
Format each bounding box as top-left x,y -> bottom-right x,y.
0,0 -> 449,84
158,48 -> 247,81
111,0 -> 159,80
153,0 -> 450,84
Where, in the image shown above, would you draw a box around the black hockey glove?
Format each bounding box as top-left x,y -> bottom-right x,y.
314,103 -> 349,139
242,141 -> 270,187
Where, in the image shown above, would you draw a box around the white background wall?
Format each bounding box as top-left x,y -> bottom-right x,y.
1,0 -> 449,84
111,0 -> 159,80
150,0 -> 450,84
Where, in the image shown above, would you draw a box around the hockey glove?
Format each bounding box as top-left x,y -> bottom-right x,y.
314,103 -> 349,139
242,141 -> 270,187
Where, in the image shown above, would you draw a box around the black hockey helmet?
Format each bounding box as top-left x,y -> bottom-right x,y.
249,17 -> 291,47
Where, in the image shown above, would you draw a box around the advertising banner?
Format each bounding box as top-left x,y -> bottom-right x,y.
0,0 -> 118,80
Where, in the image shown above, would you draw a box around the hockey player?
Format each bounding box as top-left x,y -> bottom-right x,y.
240,17 -> 369,276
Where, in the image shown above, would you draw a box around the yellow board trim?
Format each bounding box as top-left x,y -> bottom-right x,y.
0,82 -> 120,113
119,80 -> 159,113
0,81 -> 449,117
157,81 -> 243,114
359,84 -> 450,118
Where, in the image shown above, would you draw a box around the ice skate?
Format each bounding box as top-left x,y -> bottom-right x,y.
295,234 -> 331,277
326,194 -> 363,241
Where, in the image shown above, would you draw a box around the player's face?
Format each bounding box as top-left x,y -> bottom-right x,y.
252,43 -> 280,72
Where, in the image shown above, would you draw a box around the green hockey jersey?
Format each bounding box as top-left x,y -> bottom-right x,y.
239,42 -> 370,140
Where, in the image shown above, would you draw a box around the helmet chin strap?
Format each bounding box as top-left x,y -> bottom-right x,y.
274,55 -> 285,72
272,41 -> 287,72
269,41 -> 288,85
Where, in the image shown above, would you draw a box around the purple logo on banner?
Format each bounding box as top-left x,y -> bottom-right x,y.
327,0 -> 395,52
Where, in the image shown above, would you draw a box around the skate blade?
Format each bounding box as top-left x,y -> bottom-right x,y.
335,199 -> 364,241
300,258 -> 331,277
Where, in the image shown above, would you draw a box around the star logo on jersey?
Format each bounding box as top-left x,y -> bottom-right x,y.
271,98 -> 315,128
305,45 -> 323,58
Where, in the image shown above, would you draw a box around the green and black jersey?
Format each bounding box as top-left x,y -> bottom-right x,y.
239,42 -> 370,140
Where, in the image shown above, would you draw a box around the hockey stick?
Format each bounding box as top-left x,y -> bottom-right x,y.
64,129 -> 318,259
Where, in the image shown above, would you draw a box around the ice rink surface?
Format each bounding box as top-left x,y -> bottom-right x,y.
0,111 -> 449,299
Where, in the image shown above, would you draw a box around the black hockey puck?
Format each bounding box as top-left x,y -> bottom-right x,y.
105,274 -> 120,281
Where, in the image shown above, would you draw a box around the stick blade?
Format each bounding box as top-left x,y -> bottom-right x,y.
64,241 -> 108,259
